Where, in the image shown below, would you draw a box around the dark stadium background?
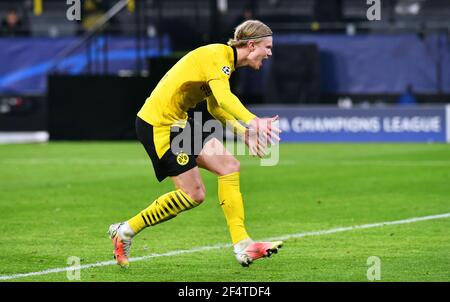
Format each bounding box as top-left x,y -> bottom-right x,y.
1,0 -> 449,142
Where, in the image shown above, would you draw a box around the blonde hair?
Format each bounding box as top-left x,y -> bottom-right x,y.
227,20 -> 272,48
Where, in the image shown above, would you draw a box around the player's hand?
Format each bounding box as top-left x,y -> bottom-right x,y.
244,127 -> 267,158
248,115 -> 282,147
246,116 -> 282,158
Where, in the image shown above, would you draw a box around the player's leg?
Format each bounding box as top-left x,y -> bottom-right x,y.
170,167 -> 205,204
127,167 -> 203,231
196,138 -> 248,243
196,138 -> 282,266
109,118 -> 204,268
109,167 -> 203,268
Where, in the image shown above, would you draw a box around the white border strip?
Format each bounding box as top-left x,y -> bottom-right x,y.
0,131 -> 49,144
1,212 -> 449,281
446,104 -> 450,143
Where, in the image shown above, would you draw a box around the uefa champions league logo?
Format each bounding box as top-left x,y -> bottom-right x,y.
222,66 -> 231,76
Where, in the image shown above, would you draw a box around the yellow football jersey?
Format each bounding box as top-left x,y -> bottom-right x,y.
137,44 -> 256,129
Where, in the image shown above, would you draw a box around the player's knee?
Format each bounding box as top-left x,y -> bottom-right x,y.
222,158 -> 240,175
230,158 -> 240,173
186,186 -> 205,204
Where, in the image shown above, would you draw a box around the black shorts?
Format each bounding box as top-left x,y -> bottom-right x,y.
136,116 -> 213,182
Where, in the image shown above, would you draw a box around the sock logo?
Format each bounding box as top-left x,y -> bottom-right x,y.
176,152 -> 189,166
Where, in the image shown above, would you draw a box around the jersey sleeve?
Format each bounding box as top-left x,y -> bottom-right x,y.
199,45 -> 256,125
206,95 -> 247,137
208,79 -> 256,125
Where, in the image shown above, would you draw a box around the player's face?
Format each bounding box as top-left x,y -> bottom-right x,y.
247,36 -> 273,70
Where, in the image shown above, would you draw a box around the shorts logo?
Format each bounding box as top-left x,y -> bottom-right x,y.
222,66 -> 231,76
176,152 -> 189,166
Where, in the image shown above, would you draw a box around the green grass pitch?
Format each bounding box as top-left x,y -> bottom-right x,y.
0,142 -> 449,282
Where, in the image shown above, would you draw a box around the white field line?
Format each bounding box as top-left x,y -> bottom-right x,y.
0,212 -> 449,281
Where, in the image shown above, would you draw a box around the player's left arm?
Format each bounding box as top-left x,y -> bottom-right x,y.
208,79 -> 256,125
208,79 -> 281,145
207,95 -> 268,157
206,95 -> 247,137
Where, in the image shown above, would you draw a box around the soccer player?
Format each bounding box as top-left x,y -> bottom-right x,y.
108,20 -> 282,268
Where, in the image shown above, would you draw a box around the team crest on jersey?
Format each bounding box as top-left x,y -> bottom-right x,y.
176,152 -> 189,166
222,66 -> 231,76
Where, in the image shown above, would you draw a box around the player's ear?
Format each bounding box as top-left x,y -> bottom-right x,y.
247,40 -> 255,51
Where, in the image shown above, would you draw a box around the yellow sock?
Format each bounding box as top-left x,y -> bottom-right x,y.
218,172 -> 250,244
127,189 -> 199,235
